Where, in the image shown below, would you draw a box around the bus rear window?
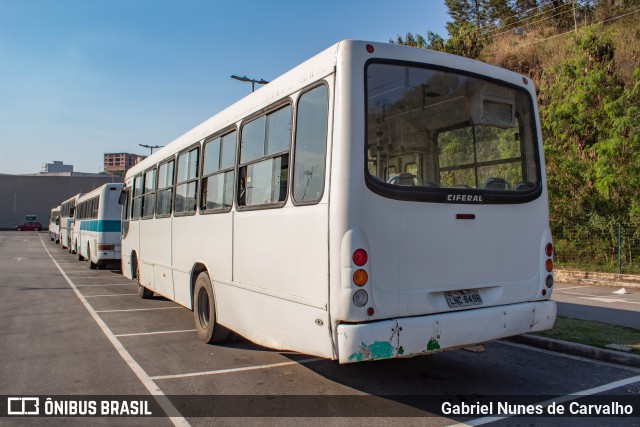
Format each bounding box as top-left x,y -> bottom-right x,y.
366,62 -> 541,202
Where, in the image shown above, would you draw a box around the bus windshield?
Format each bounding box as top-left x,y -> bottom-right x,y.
366,62 -> 540,199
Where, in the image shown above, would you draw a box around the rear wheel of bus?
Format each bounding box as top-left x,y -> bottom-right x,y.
193,271 -> 231,344
133,253 -> 153,299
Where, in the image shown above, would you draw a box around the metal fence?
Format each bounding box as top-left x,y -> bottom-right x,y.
553,225 -> 640,274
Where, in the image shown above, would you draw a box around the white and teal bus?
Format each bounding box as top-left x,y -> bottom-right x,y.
73,183 -> 123,269
120,40 -> 556,363
60,194 -> 82,251
49,205 -> 61,243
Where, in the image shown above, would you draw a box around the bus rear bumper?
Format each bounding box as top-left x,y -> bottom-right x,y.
336,300 -> 556,364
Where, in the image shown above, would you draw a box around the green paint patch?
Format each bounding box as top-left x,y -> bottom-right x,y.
427,338 -> 441,351
348,340 -> 395,361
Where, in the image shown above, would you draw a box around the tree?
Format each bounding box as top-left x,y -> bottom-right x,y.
540,28 -> 640,235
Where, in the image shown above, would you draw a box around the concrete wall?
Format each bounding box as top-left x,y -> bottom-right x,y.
0,175 -> 123,229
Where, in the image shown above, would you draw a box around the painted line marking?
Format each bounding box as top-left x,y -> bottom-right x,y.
448,373 -> 640,427
150,357 -> 323,381
499,340 -> 640,373
39,235 -> 189,427
96,307 -> 182,313
579,296 -> 640,305
84,293 -> 139,298
116,329 -> 197,337
75,283 -> 136,287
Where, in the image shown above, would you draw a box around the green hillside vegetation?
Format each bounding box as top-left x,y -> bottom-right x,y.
393,0 -> 640,272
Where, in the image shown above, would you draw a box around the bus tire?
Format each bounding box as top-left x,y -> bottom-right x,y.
88,246 -> 97,269
133,255 -> 153,299
193,272 -> 231,344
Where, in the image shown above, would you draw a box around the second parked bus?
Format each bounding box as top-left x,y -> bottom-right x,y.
73,183 -> 123,269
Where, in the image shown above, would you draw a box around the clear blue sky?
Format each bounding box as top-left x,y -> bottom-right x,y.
0,0 -> 450,174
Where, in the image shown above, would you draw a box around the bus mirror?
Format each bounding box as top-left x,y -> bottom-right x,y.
118,190 -> 127,205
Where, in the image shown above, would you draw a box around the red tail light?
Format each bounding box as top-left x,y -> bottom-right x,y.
545,243 -> 553,257
352,249 -> 368,266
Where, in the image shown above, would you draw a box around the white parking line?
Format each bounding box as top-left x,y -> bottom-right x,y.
448,374 -> 640,427
40,236 -> 189,427
150,357 -> 323,381
116,329 -> 197,337
556,290 -> 602,297
580,296 -> 640,305
75,283 -> 135,287
84,294 -> 139,298
96,307 -> 182,313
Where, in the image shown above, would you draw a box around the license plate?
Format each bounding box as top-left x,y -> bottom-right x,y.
445,289 -> 483,308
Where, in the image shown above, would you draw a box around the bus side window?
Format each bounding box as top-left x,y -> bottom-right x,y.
293,85 -> 328,204
238,104 -> 291,207
175,146 -> 199,214
142,168 -> 157,218
201,130 -> 236,212
132,174 -> 143,220
156,160 -> 175,216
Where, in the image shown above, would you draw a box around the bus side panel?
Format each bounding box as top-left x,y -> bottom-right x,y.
214,281 -> 334,358
230,204 -> 331,356
233,206 -> 328,304
172,213 -> 234,310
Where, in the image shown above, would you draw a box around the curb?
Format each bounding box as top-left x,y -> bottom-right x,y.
508,334 -> 640,368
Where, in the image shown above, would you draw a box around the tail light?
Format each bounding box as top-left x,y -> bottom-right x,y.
352,249 -> 372,312
353,269 -> 368,286
545,243 -> 553,257
544,242 -> 553,291
352,249 -> 368,266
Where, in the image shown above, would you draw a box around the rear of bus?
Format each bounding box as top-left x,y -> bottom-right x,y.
95,183 -> 123,266
330,41 -> 556,363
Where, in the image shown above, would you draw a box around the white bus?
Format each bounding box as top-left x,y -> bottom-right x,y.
49,205 -> 61,243
73,183 -> 124,269
60,194 -> 82,251
120,40 -> 556,363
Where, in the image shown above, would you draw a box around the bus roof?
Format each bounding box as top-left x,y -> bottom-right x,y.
126,40 -> 343,179
125,39 -> 533,180
77,183 -> 124,203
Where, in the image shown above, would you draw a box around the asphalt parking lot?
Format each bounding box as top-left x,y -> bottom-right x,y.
1,231 -> 639,426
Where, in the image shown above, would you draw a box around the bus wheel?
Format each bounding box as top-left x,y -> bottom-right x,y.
78,247 -> 84,261
88,246 -> 97,270
193,272 -> 231,344
133,256 -> 153,299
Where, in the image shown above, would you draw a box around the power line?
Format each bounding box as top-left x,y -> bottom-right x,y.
521,7 -> 640,48
486,0 -> 594,37
483,6 -> 640,55
489,4 -> 576,38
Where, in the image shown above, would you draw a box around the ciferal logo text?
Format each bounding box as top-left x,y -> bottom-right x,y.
7,397 -> 39,415
446,194 -> 484,203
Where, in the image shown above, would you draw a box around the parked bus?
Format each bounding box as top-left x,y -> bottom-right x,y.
49,206 -> 61,243
119,40 -> 556,363
73,183 -> 123,269
60,194 -> 82,251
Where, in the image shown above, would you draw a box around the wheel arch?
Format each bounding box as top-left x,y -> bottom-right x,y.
190,262 -> 210,310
